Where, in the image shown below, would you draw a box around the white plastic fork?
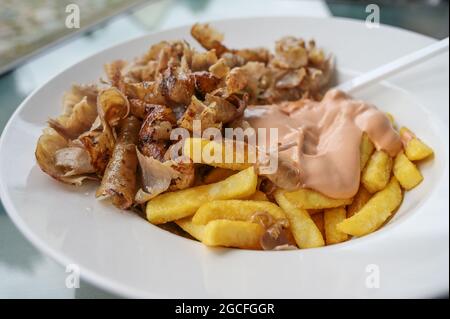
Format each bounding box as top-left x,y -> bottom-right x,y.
335,37 -> 449,94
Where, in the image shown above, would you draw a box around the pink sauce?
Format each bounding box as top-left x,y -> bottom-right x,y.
245,89 -> 403,199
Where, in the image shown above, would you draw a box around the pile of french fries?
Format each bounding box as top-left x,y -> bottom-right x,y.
146,115 -> 434,250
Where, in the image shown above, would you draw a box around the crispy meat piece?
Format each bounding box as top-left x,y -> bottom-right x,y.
140,40 -> 188,64
129,98 -> 149,119
225,67 -> 249,94
221,52 -> 245,68
78,130 -> 114,176
169,159 -> 195,191
35,128 -> 96,185
96,116 -> 141,209
191,24 -> 270,64
129,99 -> 173,120
177,96 -> 219,132
54,147 -> 95,176
104,60 -> 127,91
125,81 -> 166,105
48,85 -> 98,140
275,68 -> 307,89
178,93 -> 247,132
191,49 -> 218,71
160,65 -> 195,106
138,104 -> 176,160
77,87 -> 131,176
205,93 -> 246,123
234,48 -> 270,64
208,58 -> 230,79
97,87 -> 130,127
272,36 -> 308,69
192,71 -> 221,97
135,149 -> 180,204
191,23 -> 228,56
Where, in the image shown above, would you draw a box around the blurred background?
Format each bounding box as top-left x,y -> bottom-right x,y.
0,0 -> 448,298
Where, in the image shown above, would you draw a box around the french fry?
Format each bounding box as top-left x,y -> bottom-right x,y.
192,200 -> 286,225
362,150 -> 393,193
175,217 -> 205,241
183,137 -> 253,170
393,152 -> 423,190
275,191 -> 325,248
146,167 -> 257,224
203,167 -> 236,184
202,220 -> 264,249
311,212 -> 325,239
400,127 -> 434,161
360,133 -> 375,171
324,207 -> 348,245
346,186 -> 371,218
337,177 -> 402,237
245,190 -> 269,201
308,209 -> 323,215
283,188 -> 352,210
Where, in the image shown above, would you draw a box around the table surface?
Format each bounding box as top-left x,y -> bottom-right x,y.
0,0 -> 448,298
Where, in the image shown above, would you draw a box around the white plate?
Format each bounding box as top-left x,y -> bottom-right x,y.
0,17 -> 448,298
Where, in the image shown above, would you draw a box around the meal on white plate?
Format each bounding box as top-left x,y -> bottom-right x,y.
35,23 -> 434,250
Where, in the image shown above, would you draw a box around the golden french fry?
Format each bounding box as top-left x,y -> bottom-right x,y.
393,152 -> 423,190
245,190 -> 269,201
360,133 -> 375,171
337,177 -> 402,237
362,150 -> 393,193
175,217 -> 205,241
311,212 -> 325,239
146,167 -> 257,224
283,188 -> 352,210
346,186 -> 371,218
203,167 -> 236,184
183,137 -> 253,170
202,220 -> 264,249
275,191 -> 325,248
193,199 -> 286,225
324,207 -> 348,245
400,127 -> 434,161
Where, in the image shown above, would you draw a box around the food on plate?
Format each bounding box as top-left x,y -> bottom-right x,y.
203,167 -> 236,184
35,23 -> 434,250
337,177 -> 403,237
274,191 -> 325,248
346,186 -> 372,218
183,137 -> 254,171
146,167 -> 257,224
96,116 -> 141,209
362,150 -> 393,193
175,217 -> 205,241
202,220 -> 266,250
400,127 -> 434,161
192,199 -> 286,225
393,152 -> 423,190
311,212 -> 325,238
283,188 -> 353,210
360,133 -> 375,171
324,207 -> 348,245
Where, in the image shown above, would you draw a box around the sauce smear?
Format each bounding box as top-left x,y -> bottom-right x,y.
245,89 -> 402,199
